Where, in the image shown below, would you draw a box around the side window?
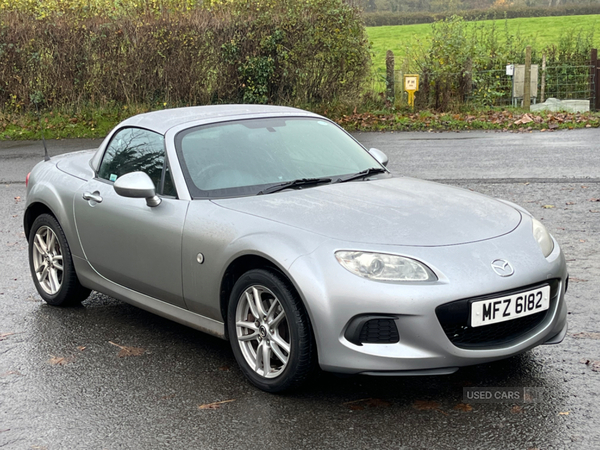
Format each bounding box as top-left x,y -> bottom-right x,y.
98,127 -> 168,193
162,164 -> 177,197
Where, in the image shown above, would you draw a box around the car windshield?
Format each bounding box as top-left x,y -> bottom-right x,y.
175,117 -> 384,198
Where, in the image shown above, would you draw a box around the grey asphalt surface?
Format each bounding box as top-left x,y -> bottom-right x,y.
1,130 -> 599,449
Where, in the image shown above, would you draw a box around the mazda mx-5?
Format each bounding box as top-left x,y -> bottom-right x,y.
24,105 -> 568,392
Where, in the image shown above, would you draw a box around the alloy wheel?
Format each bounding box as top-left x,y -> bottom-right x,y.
235,285 -> 291,378
31,225 -> 63,295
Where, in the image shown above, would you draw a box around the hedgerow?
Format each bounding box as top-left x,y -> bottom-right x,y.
0,0 -> 370,110
362,4 -> 600,27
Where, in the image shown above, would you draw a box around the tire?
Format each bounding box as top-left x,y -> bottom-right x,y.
227,269 -> 316,393
28,214 -> 91,306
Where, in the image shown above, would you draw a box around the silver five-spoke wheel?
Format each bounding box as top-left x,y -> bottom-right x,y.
227,269 -> 316,393
28,214 -> 90,306
32,225 -> 64,295
235,285 -> 291,378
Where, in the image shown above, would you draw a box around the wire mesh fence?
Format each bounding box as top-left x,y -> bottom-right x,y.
369,63 -> 597,111
543,65 -> 593,101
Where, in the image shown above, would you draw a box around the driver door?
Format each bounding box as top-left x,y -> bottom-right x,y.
73,127 -> 188,308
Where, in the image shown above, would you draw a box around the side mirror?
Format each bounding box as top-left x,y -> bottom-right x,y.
368,148 -> 389,167
113,172 -> 162,207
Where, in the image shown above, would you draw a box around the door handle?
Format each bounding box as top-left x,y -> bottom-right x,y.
82,191 -> 103,203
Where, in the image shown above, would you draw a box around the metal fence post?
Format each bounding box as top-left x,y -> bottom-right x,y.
540,54 -> 546,104
464,58 -> 472,102
523,46 -> 531,110
386,50 -> 395,105
592,48 -> 599,111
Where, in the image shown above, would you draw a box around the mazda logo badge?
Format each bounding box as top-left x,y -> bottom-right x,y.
491,259 -> 514,277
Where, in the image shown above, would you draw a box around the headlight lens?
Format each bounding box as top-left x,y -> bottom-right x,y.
335,251 -> 437,282
532,218 -> 554,257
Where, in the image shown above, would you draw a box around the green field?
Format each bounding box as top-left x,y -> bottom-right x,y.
367,14 -> 600,72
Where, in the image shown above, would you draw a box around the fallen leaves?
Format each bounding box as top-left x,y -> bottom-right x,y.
343,398 -> 391,410
0,332 -> 15,341
412,400 -> 448,415
542,205 -> 555,209
453,403 -> 473,412
334,109 -> 599,132
581,359 -> 600,372
558,411 -> 571,416
514,113 -> 533,125
48,355 -> 73,366
13,196 -> 21,203
109,341 -> 145,357
1,370 -> 22,377
198,399 -> 235,410
572,332 -> 600,340
511,405 -> 523,414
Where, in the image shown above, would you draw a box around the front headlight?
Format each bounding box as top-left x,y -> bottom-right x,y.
532,218 -> 554,258
335,251 -> 437,282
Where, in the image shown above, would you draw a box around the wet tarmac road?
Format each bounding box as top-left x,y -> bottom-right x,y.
1,131 -> 599,449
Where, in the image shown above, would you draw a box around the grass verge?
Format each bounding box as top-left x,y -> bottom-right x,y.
0,106 -> 598,141
331,109 -> 600,132
0,104 -> 161,141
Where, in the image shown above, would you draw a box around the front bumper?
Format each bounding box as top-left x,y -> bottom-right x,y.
288,225 -> 568,375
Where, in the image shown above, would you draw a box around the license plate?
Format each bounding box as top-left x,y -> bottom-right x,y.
471,285 -> 550,328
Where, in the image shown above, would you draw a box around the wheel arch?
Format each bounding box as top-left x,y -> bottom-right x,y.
24,201 -> 56,240
219,254 -> 312,342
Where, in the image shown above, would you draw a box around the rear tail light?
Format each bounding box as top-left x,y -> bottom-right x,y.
26,172 -> 30,187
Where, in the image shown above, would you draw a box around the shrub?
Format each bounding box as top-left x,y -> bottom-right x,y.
414,15 -> 532,110
405,13 -> 595,111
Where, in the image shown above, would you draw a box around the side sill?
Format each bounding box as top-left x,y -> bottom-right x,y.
73,256 -> 226,339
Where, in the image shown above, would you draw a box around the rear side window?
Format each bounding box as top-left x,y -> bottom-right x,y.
98,127 -> 175,196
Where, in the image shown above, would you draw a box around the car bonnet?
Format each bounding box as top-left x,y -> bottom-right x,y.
211,177 -> 522,247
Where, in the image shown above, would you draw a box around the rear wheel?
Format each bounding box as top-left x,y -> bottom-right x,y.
29,214 -> 90,306
227,269 -> 316,393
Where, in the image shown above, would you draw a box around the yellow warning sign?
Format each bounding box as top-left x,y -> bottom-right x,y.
404,74 -> 419,109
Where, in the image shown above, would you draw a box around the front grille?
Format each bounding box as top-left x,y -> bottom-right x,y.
436,280 -> 559,349
359,319 -> 400,344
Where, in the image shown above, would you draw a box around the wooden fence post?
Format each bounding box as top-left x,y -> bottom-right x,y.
386,50 -> 395,104
591,48 -> 599,112
523,46 -> 531,110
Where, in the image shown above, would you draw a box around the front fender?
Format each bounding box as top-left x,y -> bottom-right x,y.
181,199 -> 327,321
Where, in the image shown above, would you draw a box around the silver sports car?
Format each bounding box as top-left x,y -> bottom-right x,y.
25,105 -> 568,392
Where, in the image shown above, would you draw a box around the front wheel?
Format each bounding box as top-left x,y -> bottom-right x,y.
227,269 -> 316,393
28,214 -> 91,306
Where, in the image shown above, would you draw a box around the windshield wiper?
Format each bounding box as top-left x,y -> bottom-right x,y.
334,167 -> 387,183
257,177 -> 332,195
